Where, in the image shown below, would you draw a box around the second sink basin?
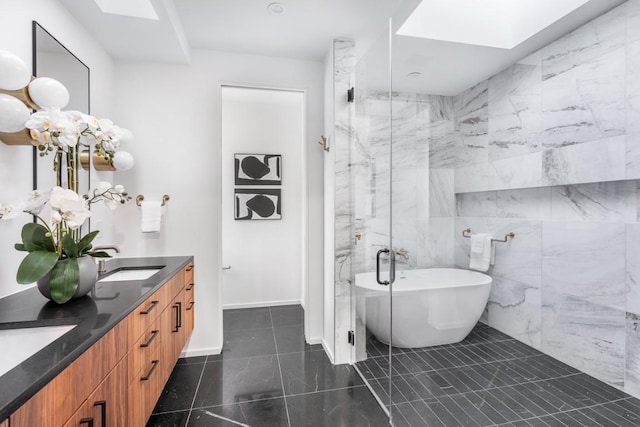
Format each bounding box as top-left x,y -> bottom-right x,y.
98,268 -> 162,282
0,324 -> 76,377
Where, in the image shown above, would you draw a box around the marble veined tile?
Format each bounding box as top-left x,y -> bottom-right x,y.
541,293 -> 625,387
416,218 -> 454,268
428,169 -> 454,218
488,62 -> 542,161
456,191 -> 496,217
454,163 -> 489,193
488,151 -> 543,190
627,132 -> 640,178
495,187 -> 551,219
542,135 -> 627,186
542,221 -> 626,309
626,312 -> 640,398
487,276 -> 541,349
628,38 -> 640,135
541,47 -> 626,148
629,0 -> 640,44
455,81 -> 489,166
628,224 -> 640,315
429,120 -> 457,169
491,220 -> 543,289
550,181 -> 637,222
541,4 -> 625,81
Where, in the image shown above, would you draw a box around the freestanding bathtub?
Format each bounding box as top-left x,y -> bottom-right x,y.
355,268 -> 492,348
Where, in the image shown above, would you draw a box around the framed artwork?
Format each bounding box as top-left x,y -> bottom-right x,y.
234,188 -> 282,220
235,154 -> 282,186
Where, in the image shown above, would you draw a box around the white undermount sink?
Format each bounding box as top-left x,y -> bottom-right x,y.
0,324 -> 76,377
98,268 -> 162,282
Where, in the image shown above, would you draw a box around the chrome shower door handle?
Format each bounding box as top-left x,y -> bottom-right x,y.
376,249 -> 390,286
222,266 -> 231,270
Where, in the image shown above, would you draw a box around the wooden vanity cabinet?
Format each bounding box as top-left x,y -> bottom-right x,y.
9,262 -> 196,427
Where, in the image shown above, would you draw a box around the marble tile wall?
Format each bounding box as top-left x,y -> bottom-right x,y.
455,178 -> 640,396
453,1 -> 640,193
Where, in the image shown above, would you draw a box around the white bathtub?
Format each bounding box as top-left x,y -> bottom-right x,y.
355,268 -> 492,348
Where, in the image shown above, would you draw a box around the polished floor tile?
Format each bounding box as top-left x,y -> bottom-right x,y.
286,386 -> 389,427
274,324 -> 322,354
279,350 -> 363,395
271,305 -> 303,327
193,355 -> 283,408
223,307 -> 272,332
221,327 -> 277,359
189,398 -> 289,427
146,410 -> 189,427
153,362 -> 205,413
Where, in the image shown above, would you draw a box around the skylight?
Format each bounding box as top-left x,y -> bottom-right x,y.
397,0 -> 589,49
94,0 -> 159,20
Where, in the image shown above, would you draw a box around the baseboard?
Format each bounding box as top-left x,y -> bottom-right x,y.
307,336 -> 323,345
180,346 -> 222,358
322,339 -> 335,364
223,299 -> 302,309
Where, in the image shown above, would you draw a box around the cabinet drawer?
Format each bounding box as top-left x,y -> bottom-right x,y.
127,346 -> 162,427
185,262 -> 194,290
127,317 -> 162,385
127,285 -> 170,347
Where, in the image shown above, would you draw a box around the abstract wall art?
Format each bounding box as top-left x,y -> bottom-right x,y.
234,154 -> 282,185
234,188 -> 282,220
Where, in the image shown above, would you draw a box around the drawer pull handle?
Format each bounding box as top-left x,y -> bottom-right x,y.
172,304 -> 180,332
141,360 -> 159,381
186,265 -> 194,271
94,400 -> 106,426
79,417 -> 94,427
187,301 -> 194,311
140,300 -> 159,315
140,330 -> 159,348
186,283 -> 194,291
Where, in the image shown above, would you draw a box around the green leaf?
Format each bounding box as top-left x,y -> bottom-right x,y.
77,230 -> 100,255
49,258 -> 79,304
16,251 -> 60,284
14,243 -> 26,251
87,251 -> 111,258
62,234 -> 79,258
21,223 -> 55,252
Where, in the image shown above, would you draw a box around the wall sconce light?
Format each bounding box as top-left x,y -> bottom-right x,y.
28,77 -> 70,109
0,50 -> 31,90
0,93 -> 31,133
112,150 -> 135,171
80,150 -> 115,171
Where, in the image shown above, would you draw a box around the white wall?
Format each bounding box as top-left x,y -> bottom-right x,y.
0,0 -> 114,298
111,50 -> 324,355
221,87 -> 304,308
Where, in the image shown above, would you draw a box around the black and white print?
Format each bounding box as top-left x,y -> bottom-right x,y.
234,154 -> 282,186
234,189 -> 281,220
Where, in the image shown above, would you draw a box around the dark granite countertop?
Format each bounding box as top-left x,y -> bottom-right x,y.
0,255 -> 193,421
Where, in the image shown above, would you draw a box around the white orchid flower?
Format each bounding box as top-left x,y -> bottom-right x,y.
114,185 -> 125,194
23,189 -> 51,214
0,202 -> 24,220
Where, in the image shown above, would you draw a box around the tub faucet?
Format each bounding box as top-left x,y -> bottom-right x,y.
93,245 -> 120,274
395,248 -> 410,260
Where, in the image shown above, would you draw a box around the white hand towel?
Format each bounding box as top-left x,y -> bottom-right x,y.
141,200 -> 162,233
469,233 -> 492,272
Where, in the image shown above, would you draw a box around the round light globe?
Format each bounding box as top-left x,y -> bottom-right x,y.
0,93 -> 30,133
0,50 -> 31,90
113,151 -> 134,171
28,77 -> 70,109
119,128 -> 134,144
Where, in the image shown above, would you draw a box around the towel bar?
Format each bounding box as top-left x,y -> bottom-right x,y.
136,194 -> 170,207
462,228 -> 515,243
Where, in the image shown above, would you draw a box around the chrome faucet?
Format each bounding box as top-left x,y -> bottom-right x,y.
93,245 -> 120,274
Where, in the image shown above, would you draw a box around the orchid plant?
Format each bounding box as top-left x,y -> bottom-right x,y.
0,107 -> 134,303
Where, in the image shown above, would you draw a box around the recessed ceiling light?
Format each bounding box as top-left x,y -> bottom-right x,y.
407,72 -> 422,78
267,2 -> 285,15
94,0 -> 159,20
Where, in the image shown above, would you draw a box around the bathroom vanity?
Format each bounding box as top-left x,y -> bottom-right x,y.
0,256 -> 195,427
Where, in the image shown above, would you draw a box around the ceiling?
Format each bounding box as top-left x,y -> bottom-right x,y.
57,0 -> 626,96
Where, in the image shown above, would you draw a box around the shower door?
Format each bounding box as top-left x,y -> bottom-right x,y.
352,19 -> 398,423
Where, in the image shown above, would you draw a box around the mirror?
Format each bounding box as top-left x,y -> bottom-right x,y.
32,21 -> 90,196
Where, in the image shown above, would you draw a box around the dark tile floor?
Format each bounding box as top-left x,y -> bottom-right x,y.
146,305 -> 389,427
356,323 -> 640,427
